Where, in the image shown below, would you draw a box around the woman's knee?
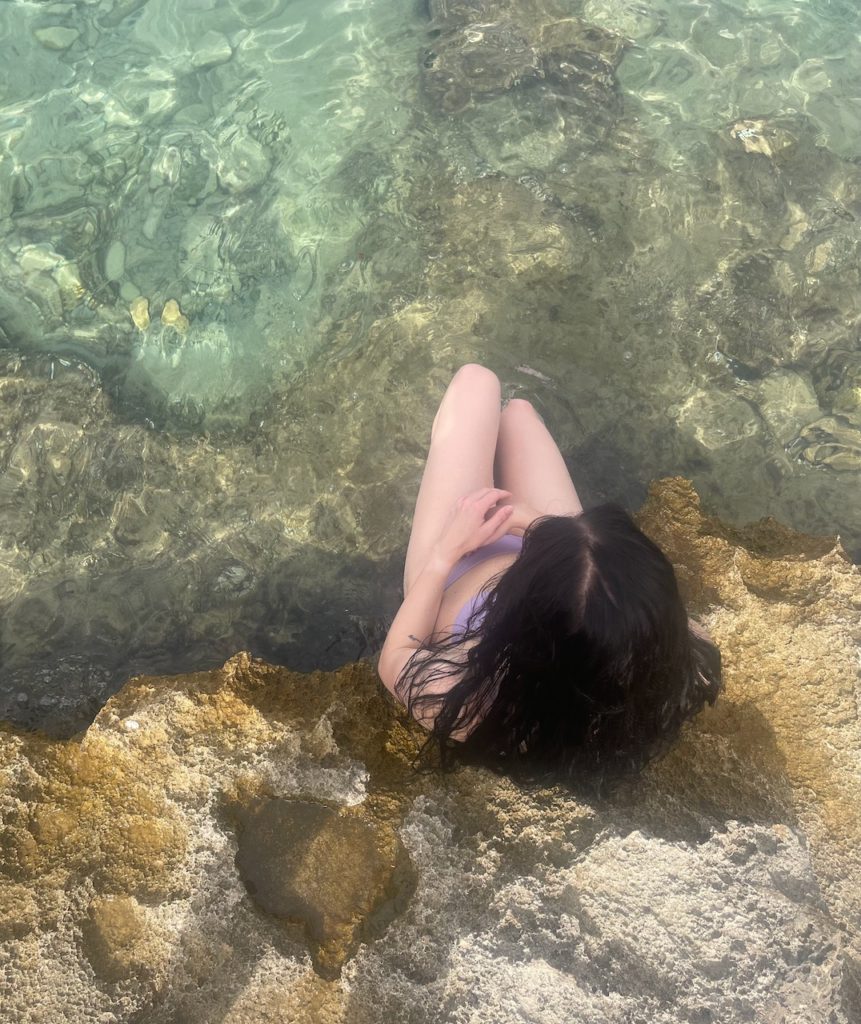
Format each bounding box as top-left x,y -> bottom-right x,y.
499,399 -> 545,439
433,364 -> 500,437
501,397 -> 539,421
450,363 -> 500,396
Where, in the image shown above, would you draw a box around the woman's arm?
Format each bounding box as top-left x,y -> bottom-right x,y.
378,488 -> 514,700
377,549 -> 455,697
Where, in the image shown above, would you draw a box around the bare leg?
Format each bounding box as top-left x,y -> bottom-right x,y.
494,399 -> 583,517
403,364 -> 502,594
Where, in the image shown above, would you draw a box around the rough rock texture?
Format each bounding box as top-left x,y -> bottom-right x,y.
1,478 -> 860,1022
231,797 -> 416,979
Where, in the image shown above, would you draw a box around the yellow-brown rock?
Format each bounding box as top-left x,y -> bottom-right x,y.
231,797 -> 415,978
129,295 -> 150,330
0,728 -> 188,944
635,478 -> 861,939
82,895 -> 170,983
161,298 -> 189,332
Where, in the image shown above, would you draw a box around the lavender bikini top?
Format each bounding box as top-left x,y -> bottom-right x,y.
445,534 -> 523,633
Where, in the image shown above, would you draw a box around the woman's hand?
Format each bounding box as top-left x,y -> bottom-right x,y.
432,488 -> 514,568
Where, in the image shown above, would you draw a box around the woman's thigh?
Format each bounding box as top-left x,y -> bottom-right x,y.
403,364 -> 502,594
494,399 -> 583,517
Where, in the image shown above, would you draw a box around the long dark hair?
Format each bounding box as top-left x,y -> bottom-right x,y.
395,505 -> 722,790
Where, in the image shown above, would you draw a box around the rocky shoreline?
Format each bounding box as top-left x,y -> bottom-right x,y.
3,478 -> 859,1022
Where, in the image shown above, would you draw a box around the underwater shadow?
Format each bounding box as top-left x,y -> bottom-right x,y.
0,541 -> 403,739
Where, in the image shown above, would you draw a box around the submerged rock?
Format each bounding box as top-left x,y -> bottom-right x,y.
582,0 -> 663,41
53,261 -> 85,313
33,26 -> 80,51
1,479 -> 860,1021
754,367 -> 822,447
160,297 -> 189,332
190,31 -> 233,70
729,118 -> 796,158
420,175 -> 596,286
104,240 -> 126,283
215,132 -> 272,195
421,0 -> 626,115
129,295 -> 150,330
790,415 -> 861,472
675,388 -> 761,451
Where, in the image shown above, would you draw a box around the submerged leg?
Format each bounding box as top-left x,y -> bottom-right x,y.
494,398 -> 583,517
403,364 -> 502,594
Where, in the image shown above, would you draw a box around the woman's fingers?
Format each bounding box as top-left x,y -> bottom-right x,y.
465,486 -> 511,501
473,488 -> 512,512
479,491 -> 513,524
477,503 -> 514,545
439,489 -> 514,560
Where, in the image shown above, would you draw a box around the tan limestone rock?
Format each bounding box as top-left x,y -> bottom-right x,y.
82,894 -> 170,982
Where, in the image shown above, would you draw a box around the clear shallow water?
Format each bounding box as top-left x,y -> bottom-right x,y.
0,0 -> 421,423
1,0 -> 859,732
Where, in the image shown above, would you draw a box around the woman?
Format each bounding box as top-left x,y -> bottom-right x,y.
378,364 -> 722,787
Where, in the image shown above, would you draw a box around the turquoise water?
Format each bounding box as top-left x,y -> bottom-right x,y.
0,0 -> 421,422
1,0 -> 860,731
